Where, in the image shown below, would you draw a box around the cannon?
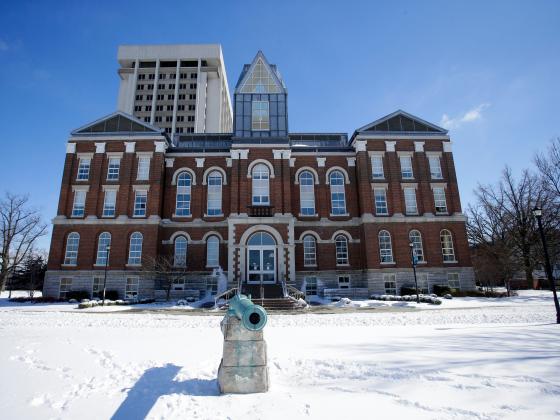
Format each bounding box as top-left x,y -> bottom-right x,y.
226,294 -> 267,331
217,294 -> 269,393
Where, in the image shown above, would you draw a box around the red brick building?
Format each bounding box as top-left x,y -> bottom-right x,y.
44,52 -> 474,301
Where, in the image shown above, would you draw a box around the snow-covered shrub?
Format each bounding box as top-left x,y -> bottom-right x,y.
80,299 -> 90,303
444,294 -> 453,299
115,300 -> 126,305
177,299 -> 188,306
68,299 -> 78,304
430,294 -> 438,298
90,300 -> 98,307
78,302 -> 92,309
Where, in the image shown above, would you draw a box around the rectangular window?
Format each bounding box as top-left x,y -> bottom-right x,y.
417,273 -> 429,294
125,277 -> 139,300
429,156 -> 443,179
447,272 -> 460,290
77,158 -> 90,180
190,83 -> 197,89
107,157 -> 120,180
374,188 -> 388,215
134,105 -> 141,112
137,156 -> 150,180
59,278 -> 72,299
179,83 -> 186,89
251,101 -> 270,131
103,190 -> 117,217
338,276 -> 350,289
189,94 -> 196,100
404,187 -> 418,215
92,277 -> 102,299
133,191 -> 147,217
400,156 -> 414,179
145,105 -> 152,112
207,277 -> 218,295
433,187 -> 448,214
172,277 -> 185,290
371,155 -> 384,179
383,273 -> 397,295
207,175 -> 222,215
305,276 -> 317,296
72,190 -> 86,217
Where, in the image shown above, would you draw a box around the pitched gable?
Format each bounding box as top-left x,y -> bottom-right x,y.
235,51 -> 286,94
71,112 -> 164,136
356,110 -> 447,134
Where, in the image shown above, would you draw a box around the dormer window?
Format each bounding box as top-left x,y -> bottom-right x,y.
252,100 -> 269,131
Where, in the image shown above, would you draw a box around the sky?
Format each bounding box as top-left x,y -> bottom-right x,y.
1,0 -> 559,251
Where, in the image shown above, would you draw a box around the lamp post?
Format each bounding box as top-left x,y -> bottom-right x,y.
409,242 -> 420,303
532,206 -> 560,324
102,245 -> 111,306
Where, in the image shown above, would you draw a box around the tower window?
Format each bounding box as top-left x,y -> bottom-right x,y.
251,101 -> 269,131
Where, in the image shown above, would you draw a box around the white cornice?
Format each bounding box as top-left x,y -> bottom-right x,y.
356,134 -> 450,141
70,135 -> 166,142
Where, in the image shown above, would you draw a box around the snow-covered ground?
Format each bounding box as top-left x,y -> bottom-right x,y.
0,291 -> 559,419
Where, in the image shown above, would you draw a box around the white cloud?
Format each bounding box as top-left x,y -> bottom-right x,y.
440,103 -> 490,129
0,39 -> 8,51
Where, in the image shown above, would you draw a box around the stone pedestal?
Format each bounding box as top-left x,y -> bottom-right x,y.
217,314 -> 269,393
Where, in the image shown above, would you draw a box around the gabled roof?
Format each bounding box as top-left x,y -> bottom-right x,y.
355,110 -> 448,134
234,51 -> 286,94
71,111 -> 165,136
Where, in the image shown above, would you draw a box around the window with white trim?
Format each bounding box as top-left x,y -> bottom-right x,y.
371,155 -> 384,179
176,172 -> 192,216
95,232 -> 111,266
374,188 -> 388,215
59,278 -> 72,299
404,187 -> 418,215
128,232 -> 143,265
379,230 -> 394,263
72,190 -> 86,217
92,276 -> 102,299
207,277 -> 218,295
299,171 -> 315,215
335,235 -> 349,265
133,190 -> 147,217
252,164 -> 270,205
447,272 -> 460,289
107,157 -> 120,180
304,276 -> 317,296
417,273 -> 429,294
103,190 -> 117,217
440,229 -> 456,262
428,156 -> 443,179
64,233 -> 80,265
433,187 -> 448,214
409,230 -> 425,263
125,277 -> 139,300
77,158 -> 90,180
383,273 -> 397,295
400,156 -> 414,179
251,100 -> 270,131
137,156 -> 151,180
329,171 -> 346,215
303,235 -> 317,266
174,236 -> 187,267
207,171 -> 223,215
172,277 -> 185,290
206,236 -> 219,267
338,276 -> 350,289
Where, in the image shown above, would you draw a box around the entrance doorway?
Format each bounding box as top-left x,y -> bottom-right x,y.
246,232 -> 276,284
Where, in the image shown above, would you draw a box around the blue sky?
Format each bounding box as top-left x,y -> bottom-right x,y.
1,0 -> 559,250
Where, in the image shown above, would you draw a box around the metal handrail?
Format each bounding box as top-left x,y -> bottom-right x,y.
286,285 -> 305,300
214,287 -> 238,307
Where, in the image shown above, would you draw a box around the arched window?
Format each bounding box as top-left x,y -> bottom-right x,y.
176,172 -> 192,216
409,230 -> 424,263
329,171 -> 346,215
206,236 -> 220,267
440,229 -> 456,262
207,171 -> 223,216
379,230 -> 394,263
335,235 -> 349,265
128,232 -> 143,265
174,236 -> 188,267
64,232 -> 80,265
299,171 -> 315,215
252,164 -> 270,205
96,232 -> 111,266
303,235 -> 317,266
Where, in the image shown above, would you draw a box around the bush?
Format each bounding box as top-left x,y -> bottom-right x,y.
400,286 -> 419,296
432,285 -> 452,296
78,302 -> 92,309
104,290 -> 120,300
66,290 -> 91,301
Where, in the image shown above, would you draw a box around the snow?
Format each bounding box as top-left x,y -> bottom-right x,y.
0,290 -> 559,419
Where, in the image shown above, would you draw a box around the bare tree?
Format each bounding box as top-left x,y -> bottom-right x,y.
0,193 -> 48,293
535,137 -> 560,200
142,255 -> 187,301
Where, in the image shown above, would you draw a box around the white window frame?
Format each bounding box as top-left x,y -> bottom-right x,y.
71,190 -> 86,217
77,158 -> 90,180
433,187 -> 448,214
371,155 -> 384,179
335,235 -> 349,265
59,278 -> 73,299
379,230 -> 394,263
409,230 -> 425,263
251,100 -> 270,131
133,190 -> 147,217
374,188 -> 388,215
303,235 -> 317,266
252,164 -> 270,206
176,172 -> 192,216
329,171 -> 347,215
107,157 -> 121,180
95,232 -> 111,266
125,277 -> 139,300
338,276 -> 350,289
172,277 -> 185,291
206,236 -> 220,268
404,187 -> 418,215
304,276 -> 318,296
440,229 -> 456,262
137,156 -> 151,180
103,189 -> 117,217
299,171 -> 316,215
128,232 -> 143,265
64,233 -> 80,265
417,273 -> 429,294
92,276 -> 102,299
174,236 -> 188,267
400,155 -> 414,179
428,155 -> 443,179
448,272 -> 461,289
383,273 -> 397,295
206,171 -> 223,216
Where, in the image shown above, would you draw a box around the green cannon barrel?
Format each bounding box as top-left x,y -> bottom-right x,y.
227,294 -> 268,331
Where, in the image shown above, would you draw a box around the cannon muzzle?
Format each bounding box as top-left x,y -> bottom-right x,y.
227,294 -> 267,331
